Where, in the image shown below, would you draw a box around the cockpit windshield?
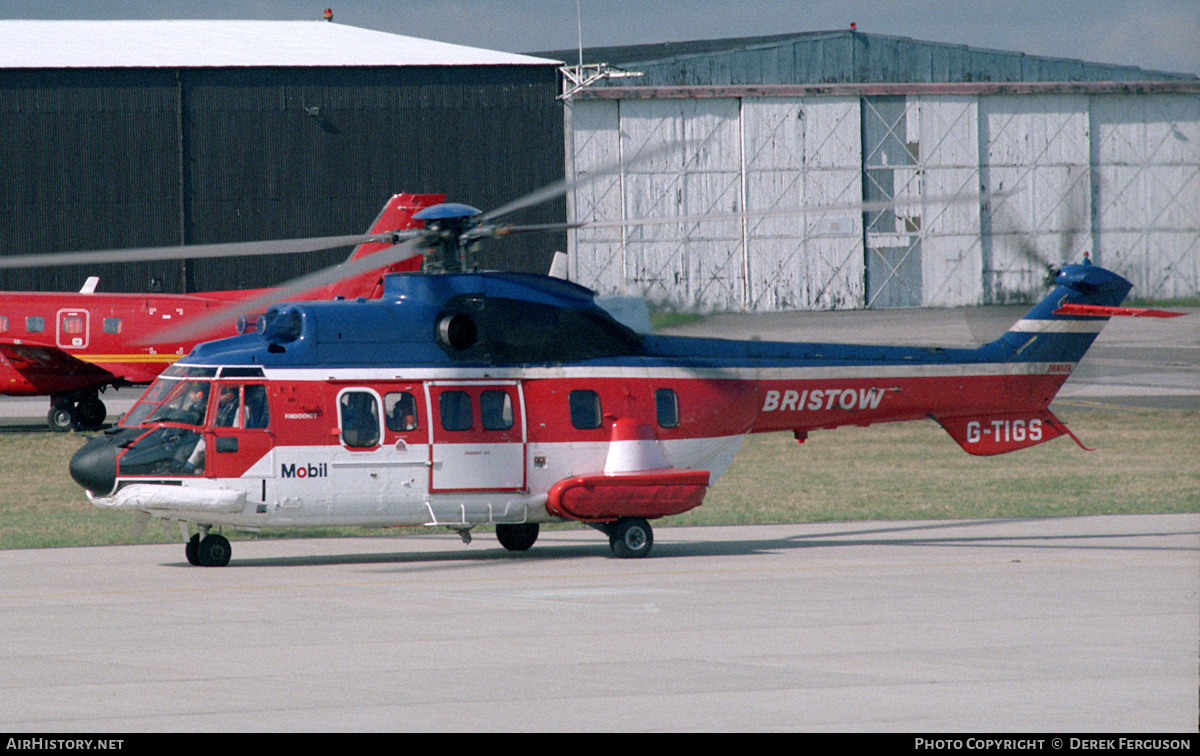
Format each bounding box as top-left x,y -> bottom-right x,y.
121,376 -> 181,427
143,380 -> 211,426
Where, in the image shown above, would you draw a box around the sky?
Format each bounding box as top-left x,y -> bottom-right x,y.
2,0 -> 1197,76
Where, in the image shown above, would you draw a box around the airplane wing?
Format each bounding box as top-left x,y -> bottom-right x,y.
0,340 -> 118,395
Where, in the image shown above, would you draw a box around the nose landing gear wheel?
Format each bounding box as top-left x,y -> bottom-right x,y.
609,517 -> 653,559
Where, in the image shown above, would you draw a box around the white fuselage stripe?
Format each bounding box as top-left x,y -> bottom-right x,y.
1008,319 -> 1106,333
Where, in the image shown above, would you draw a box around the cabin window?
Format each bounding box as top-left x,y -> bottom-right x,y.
656,388 -> 679,428
439,391 -> 473,432
25,316 -> 44,333
61,315 -> 84,334
103,318 -> 122,334
339,391 -> 380,448
480,390 -> 514,431
569,389 -> 602,430
0,316 -> 7,333
384,392 -> 419,432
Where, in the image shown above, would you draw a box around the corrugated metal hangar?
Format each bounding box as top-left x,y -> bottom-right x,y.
0,20 -> 565,294
550,30 -> 1200,310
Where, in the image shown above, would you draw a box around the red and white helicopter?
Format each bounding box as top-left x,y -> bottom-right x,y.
0,193 -> 443,431
51,184 -> 1182,565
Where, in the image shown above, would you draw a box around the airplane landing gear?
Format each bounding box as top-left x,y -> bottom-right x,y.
186,530 -> 231,567
607,517 -> 653,559
48,406 -> 75,432
48,391 -> 107,432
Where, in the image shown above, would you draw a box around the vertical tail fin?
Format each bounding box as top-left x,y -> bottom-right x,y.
325,193 -> 445,300
988,257 -> 1133,365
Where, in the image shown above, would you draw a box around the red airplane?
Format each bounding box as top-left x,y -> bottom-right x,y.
0,193 -> 443,430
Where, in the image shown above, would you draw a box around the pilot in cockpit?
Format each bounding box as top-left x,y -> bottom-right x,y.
179,383 -> 210,426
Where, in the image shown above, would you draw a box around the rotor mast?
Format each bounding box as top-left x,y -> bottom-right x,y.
413,202 -> 485,273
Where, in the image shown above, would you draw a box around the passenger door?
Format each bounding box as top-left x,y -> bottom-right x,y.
426,381 -> 526,492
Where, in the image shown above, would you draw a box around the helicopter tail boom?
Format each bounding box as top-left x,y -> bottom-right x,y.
928,260 -> 1184,455
744,259 -> 1173,455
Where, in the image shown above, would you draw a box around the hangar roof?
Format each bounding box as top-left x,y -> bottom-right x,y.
536,29 -> 1194,84
0,20 -> 561,68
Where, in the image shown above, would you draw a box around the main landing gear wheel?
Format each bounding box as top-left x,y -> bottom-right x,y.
609,517 -> 653,559
47,394 -> 107,431
75,397 -> 107,429
185,534 -> 201,566
496,522 -> 539,552
193,533 -> 231,567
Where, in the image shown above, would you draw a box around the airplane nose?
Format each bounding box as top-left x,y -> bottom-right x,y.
69,436 -> 118,496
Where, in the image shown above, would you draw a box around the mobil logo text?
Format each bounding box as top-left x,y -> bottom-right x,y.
281,462 -> 329,479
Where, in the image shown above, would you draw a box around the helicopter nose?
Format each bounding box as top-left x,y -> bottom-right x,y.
69,436 -> 118,496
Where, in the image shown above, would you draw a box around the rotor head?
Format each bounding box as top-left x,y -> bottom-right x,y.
413,203 -> 485,273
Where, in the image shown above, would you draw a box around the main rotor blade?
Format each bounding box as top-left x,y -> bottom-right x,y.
486,221 -> 586,236
481,141 -> 681,223
578,191 -> 1012,230
137,238 -> 424,346
0,232 -> 414,270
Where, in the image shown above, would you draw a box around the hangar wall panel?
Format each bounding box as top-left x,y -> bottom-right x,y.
742,97 -> 861,310
571,98 -> 748,310
1090,94 -> 1200,299
578,30 -> 1183,89
0,69 -> 182,293
980,95 -> 1093,302
571,96 -> 864,310
911,96 -> 984,307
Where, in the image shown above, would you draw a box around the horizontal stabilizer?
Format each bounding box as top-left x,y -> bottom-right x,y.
1052,303 -> 1185,318
933,410 -> 1091,456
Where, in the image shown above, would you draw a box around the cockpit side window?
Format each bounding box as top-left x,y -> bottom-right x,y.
214,385 -> 241,428
209,383 -> 271,430
244,385 -> 269,429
